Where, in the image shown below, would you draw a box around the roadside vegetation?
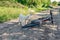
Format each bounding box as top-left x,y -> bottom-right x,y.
0,7 -> 29,22
0,0 -> 58,23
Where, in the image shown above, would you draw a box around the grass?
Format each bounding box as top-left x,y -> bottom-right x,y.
32,6 -> 49,12
0,7 -> 29,23
0,6 -> 49,23
0,0 -> 51,23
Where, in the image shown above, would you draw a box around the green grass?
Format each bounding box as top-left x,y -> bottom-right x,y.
0,7 -> 28,23
0,6 -> 49,23
0,0 -> 51,23
32,7 -> 49,12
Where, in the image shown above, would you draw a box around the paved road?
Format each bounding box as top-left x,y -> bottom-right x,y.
0,9 -> 60,40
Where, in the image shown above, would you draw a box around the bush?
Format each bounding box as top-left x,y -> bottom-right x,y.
51,1 -> 58,6
58,2 -> 60,6
17,0 -> 51,8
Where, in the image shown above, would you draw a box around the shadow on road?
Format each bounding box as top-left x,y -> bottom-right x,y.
0,8 -> 60,40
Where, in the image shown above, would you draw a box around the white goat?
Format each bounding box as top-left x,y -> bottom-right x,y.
19,14 -> 31,26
